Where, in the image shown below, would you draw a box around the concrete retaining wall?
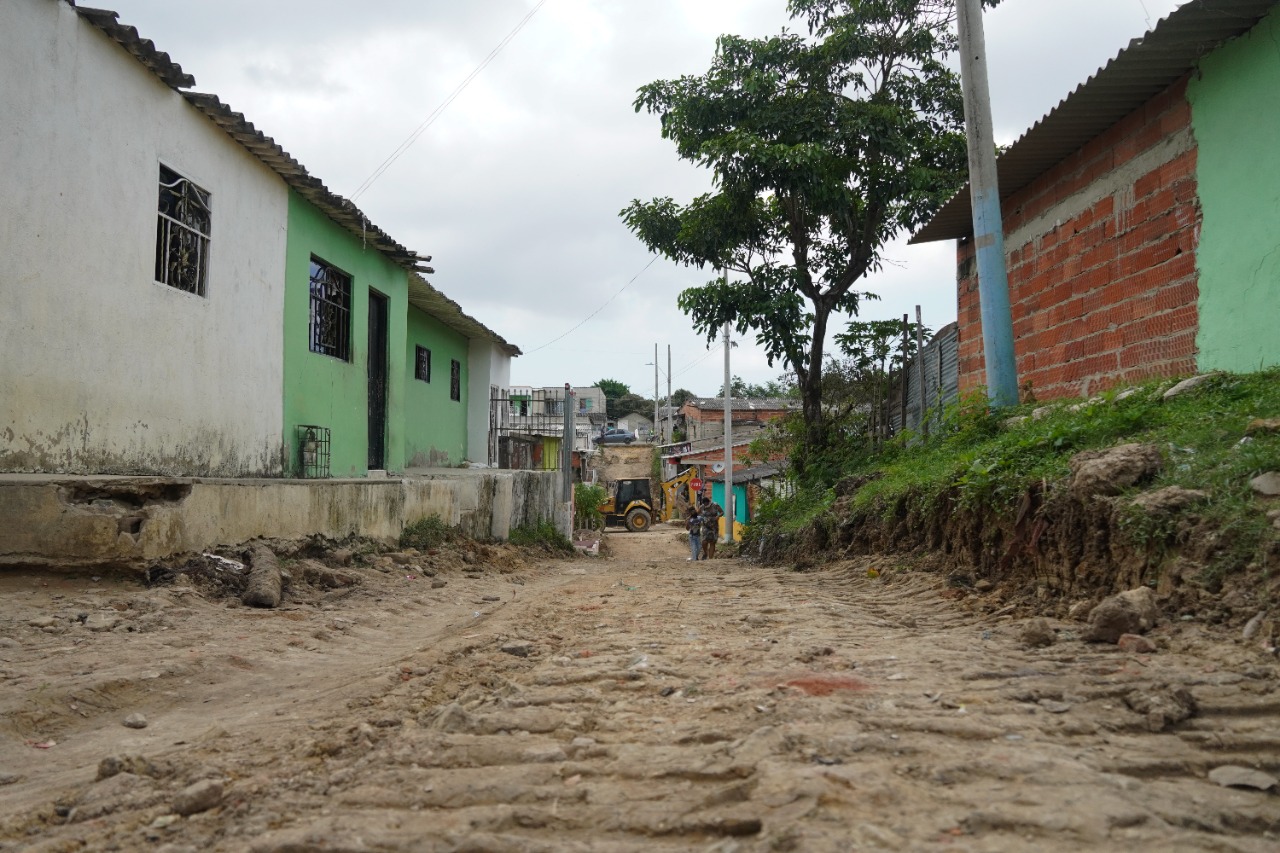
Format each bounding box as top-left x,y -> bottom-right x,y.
0,470 -> 566,569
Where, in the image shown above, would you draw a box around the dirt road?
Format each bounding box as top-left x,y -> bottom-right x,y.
2,528 -> 1277,851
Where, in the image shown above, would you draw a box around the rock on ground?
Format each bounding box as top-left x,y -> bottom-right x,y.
1086,587 -> 1159,643
1069,444 -> 1162,500
171,779 -> 223,816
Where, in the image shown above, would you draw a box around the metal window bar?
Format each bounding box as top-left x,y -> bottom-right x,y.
415,346 -> 431,382
450,359 -> 461,401
155,167 -> 211,295
308,259 -> 351,360
296,425 -> 331,479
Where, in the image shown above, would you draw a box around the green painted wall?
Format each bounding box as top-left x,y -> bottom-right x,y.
283,190 -> 408,477
1188,9 -> 1280,374
404,305 -> 469,467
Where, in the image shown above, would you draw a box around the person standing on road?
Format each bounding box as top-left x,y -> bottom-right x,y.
699,496 -> 723,560
685,506 -> 703,561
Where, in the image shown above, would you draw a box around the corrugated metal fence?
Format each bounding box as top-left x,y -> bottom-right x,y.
889,322 -> 960,436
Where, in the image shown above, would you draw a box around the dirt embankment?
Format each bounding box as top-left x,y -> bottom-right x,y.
764,444 -> 1280,633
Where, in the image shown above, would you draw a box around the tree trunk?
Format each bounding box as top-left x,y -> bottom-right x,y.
243,544 -> 283,608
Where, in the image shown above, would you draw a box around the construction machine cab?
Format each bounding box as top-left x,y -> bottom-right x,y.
597,478 -> 654,532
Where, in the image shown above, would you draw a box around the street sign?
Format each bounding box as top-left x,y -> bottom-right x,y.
689,477 -> 703,493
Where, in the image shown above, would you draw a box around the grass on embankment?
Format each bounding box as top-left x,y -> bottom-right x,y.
750,368 -> 1280,583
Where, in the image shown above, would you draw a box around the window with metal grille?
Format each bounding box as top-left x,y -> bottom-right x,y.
415,346 -> 431,382
308,256 -> 351,361
155,165 -> 211,295
450,359 -> 461,401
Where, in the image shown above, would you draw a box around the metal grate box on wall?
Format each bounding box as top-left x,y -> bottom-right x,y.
296,425 -> 331,479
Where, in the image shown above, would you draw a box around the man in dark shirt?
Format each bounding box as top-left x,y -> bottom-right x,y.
699,496 -> 723,560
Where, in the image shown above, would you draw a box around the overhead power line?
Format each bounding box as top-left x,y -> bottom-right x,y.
524,256 -> 660,355
350,0 -> 550,201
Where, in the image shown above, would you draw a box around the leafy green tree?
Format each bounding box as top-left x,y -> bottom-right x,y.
717,375 -> 798,399
595,378 -> 636,420
672,388 -> 697,407
830,317 -> 930,441
595,378 -> 630,399
622,0 -> 973,463
614,393 -> 653,422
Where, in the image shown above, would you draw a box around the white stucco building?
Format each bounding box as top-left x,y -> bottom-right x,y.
1,0 -> 289,475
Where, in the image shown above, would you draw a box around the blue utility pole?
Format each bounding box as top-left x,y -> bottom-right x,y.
957,0 -> 1019,407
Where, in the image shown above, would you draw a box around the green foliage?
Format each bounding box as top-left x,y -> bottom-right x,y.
718,374 -> 798,399
622,0 -> 970,460
751,368 -> 1280,583
574,483 -> 607,530
596,378 -> 630,399
613,393 -> 653,422
596,379 -> 651,421
509,521 -> 575,554
400,515 -> 454,551
672,388 -> 697,407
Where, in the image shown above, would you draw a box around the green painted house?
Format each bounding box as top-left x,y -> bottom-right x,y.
281,188 -> 520,477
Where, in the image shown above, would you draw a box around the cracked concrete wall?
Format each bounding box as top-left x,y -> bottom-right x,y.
0,471 -> 564,569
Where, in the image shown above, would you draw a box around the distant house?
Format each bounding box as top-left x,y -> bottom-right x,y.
499,385 -> 606,469
679,398 -> 800,442
0,0 -> 518,478
911,0 -> 1280,400
616,412 -> 654,440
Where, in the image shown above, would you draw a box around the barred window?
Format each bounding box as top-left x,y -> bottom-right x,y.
450,359 -> 461,401
155,165 -> 211,295
415,346 -> 432,382
309,257 -> 351,361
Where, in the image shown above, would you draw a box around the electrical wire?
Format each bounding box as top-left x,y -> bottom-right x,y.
524,256 -> 660,354
350,0 -> 550,201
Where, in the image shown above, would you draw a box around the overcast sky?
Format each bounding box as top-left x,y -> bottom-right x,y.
103,0 -> 1182,398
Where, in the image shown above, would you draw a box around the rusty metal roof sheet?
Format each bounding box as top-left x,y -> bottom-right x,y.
70,2 -> 519,354
911,0 -> 1278,245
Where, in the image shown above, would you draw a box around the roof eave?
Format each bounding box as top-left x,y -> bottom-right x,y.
910,0 -> 1278,245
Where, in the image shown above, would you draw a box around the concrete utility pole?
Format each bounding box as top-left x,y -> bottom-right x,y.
561,383 -> 573,504
957,0 -> 1019,408
899,314 -> 909,434
916,305 -> 928,438
722,318 -> 734,545
666,345 -> 672,444
653,343 -> 660,444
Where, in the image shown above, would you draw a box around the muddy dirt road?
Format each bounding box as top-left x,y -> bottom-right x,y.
2,528 -> 1277,851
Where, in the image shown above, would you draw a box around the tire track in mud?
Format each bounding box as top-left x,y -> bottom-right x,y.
5,532 -> 1278,851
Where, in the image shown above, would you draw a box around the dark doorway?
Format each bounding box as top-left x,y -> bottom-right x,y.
367,290 -> 389,470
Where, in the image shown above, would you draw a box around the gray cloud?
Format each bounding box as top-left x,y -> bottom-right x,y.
104,0 -> 1181,397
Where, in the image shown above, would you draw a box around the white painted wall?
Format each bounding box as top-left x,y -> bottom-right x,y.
466,339 -> 513,465
0,0 -> 289,475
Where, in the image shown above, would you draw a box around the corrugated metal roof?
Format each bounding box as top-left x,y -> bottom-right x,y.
70,1 -> 519,355
911,0 -> 1278,244
407,274 -> 521,356
685,397 -> 801,412
182,92 -> 429,274
72,4 -> 194,89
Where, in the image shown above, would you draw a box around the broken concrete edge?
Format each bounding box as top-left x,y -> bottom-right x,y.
0,470 -> 569,572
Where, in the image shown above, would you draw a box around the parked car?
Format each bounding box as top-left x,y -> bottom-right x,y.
595,428 -> 636,446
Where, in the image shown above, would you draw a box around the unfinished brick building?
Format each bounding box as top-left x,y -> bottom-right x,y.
912,0 -> 1280,400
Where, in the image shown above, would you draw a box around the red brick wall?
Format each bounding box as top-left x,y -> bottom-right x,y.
957,76 -> 1201,400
